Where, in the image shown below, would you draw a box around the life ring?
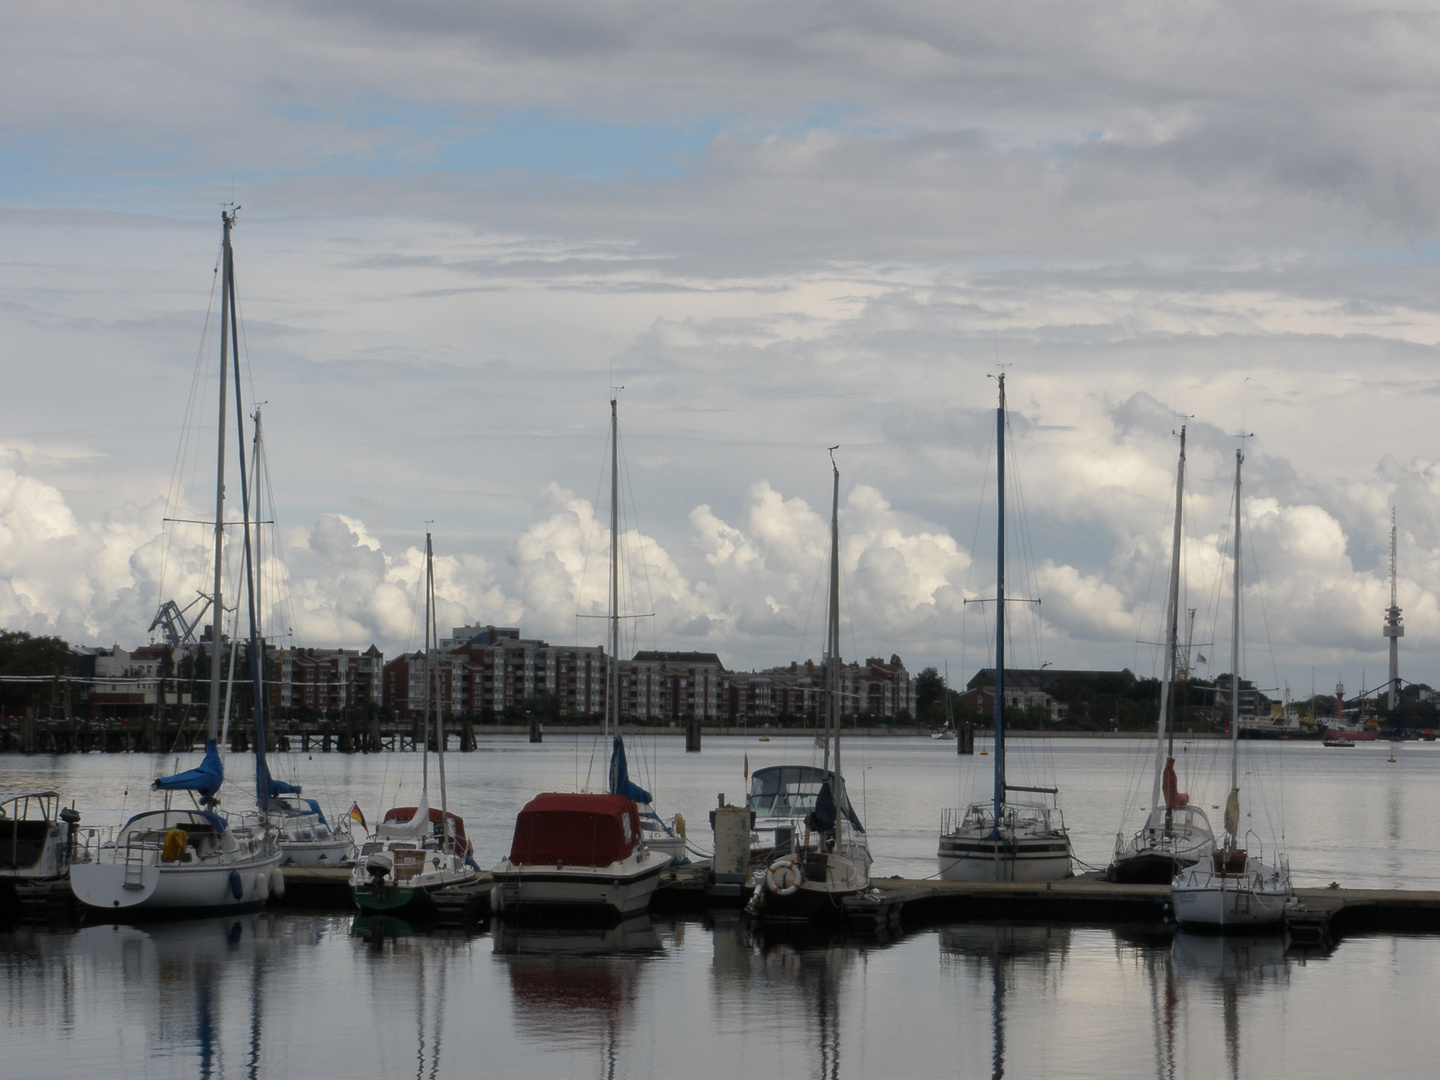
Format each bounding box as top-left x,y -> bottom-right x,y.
765,855 -> 803,896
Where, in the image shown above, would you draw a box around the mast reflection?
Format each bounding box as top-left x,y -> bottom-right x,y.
1172,932 -> 1290,1080
939,924 -> 1072,1080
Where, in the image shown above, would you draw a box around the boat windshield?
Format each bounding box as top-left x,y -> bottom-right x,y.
747,766 -> 864,831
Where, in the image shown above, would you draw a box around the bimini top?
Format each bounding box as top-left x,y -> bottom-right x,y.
382,806 -> 469,857
746,764 -> 864,832
507,792 -> 640,868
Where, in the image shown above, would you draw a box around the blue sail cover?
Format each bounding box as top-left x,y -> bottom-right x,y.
609,736 -> 652,805
153,738 -> 224,799
267,777 -> 301,798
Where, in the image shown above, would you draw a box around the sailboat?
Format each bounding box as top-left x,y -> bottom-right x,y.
937,375 -> 1073,882
1109,426 -> 1216,883
70,209 -> 284,913
746,449 -> 872,924
243,407 -> 357,869
1172,448 -> 1294,928
350,533 -> 479,917
491,394 -> 670,923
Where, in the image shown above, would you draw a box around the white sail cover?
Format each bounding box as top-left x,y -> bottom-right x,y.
380,792 -> 431,838
1223,788 -> 1240,837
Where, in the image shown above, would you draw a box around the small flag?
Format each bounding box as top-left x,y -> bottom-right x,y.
347,802 -> 368,832
1197,653 -> 1207,664
744,753 -> 749,781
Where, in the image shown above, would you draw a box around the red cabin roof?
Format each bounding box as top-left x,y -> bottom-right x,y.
507,792 -> 640,868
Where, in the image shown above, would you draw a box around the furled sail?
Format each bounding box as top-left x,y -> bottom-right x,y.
1161,757 -> 1189,809
1223,788 -> 1241,837
608,737 -> 653,805
153,738 -> 224,799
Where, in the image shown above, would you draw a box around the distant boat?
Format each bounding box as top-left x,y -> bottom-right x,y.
746,449 -> 872,923
350,534 -> 480,918
70,209 -> 283,915
1172,448 -> 1294,929
937,376 -> 1072,883
1109,426 -> 1215,884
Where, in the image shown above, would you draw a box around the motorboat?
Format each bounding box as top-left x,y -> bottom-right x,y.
746,763 -> 867,867
490,792 -> 668,923
0,790 -> 81,916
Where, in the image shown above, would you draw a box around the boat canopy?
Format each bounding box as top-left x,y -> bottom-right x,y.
271,793 -> 327,825
382,804 -> 468,855
152,738 -> 224,799
608,737 -> 652,805
507,792 -> 640,868
747,765 -> 864,832
122,808 -> 229,834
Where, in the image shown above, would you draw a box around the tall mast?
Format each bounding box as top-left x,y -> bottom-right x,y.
227,238 -> 270,815
421,533 -> 431,796
1385,508 -> 1403,712
609,394 -> 621,743
430,534 -> 449,823
207,210 -> 234,745
1226,447 -> 1243,839
826,448 -> 841,784
1152,426 -> 1186,812
993,374 -> 1006,827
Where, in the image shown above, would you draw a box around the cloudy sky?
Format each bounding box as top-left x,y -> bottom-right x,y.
3,2 -> 1440,696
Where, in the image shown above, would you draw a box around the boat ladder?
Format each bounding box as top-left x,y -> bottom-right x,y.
122,839 -> 146,890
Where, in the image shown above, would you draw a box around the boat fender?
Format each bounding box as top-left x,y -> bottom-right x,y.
228,870 -> 243,900
162,829 -> 188,862
765,855 -> 803,896
269,866 -> 285,899
674,813 -> 686,839
255,871 -> 269,903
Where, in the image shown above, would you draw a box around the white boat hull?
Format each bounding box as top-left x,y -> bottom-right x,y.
280,837 -> 355,868
70,850 -> 282,912
1172,860 -> 1292,928
491,854 -> 666,921
938,832 -> 1073,882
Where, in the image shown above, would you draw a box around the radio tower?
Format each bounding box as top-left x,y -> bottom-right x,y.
1384,508 -> 1403,712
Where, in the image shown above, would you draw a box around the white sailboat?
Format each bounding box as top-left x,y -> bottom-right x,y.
1172,447 -> 1293,928
1109,425 -> 1215,883
938,375 -> 1073,882
746,449 -> 872,924
351,533 -> 480,917
491,393 -> 670,923
71,209 -> 284,914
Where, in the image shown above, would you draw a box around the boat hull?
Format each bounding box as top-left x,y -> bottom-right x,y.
1108,850 -> 1195,884
70,851 -> 282,913
280,837 -> 356,868
938,834 -> 1073,882
490,859 -> 665,924
1172,862 -> 1291,929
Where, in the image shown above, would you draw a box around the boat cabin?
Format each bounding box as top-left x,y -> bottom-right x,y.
746,766 -> 864,831
0,791 -> 73,878
376,806 -> 469,858
507,793 -> 641,869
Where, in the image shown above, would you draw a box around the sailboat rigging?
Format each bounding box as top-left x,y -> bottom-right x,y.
937,374 -> 1073,882
746,448 -> 872,924
350,532 -> 479,918
1109,425 -> 1215,883
71,208 -> 284,913
1171,446 -> 1293,928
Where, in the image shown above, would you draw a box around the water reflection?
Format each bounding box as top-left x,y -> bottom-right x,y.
1172,932 -> 1289,1080
939,925 -> 1072,1079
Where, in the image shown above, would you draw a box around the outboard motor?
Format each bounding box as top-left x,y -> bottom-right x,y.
60,805 -> 81,863
365,854 -> 392,886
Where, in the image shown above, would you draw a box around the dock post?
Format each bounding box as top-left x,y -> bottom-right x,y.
685,713 -> 701,752
958,721 -> 974,754
460,716 -> 476,752
528,712 -> 542,744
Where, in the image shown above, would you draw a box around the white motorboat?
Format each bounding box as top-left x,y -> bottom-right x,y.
747,450 -> 872,925
1110,426 -> 1215,883
938,375 -> 1073,883
0,790 -> 81,914
268,794 -> 357,868
351,533 -> 481,918
1171,447 -> 1293,929
70,209 -> 283,916
491,792 -> 668,922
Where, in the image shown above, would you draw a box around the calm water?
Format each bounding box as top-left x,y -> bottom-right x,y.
3,735 -> 1439,1078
